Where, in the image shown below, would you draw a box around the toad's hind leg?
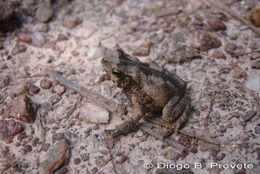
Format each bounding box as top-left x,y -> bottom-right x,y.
163,94 -> 191,138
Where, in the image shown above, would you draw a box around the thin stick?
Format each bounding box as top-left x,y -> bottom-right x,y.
204,91 -> 216,128
234,49 -> 260,57
47,70 -> 127,119
103,136 -> 118,174
202,0 -> 260,35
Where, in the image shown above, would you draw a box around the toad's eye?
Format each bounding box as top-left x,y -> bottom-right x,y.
112,69 -> 121,75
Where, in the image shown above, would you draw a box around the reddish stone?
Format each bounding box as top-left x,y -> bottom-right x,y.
115,156 -> 127,164
0,120 -> 24,143
132,41 -> 153,56
57,34 -> 68,41
212,50 -> 226,59
17,31 -> 31,43
3,95 -> 37,122
54,85 -> 65,96
207,17 -> 226,31
39,139 -> 70,174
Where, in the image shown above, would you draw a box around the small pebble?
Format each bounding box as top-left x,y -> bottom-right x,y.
100,150 -> 108,155
225,42 -> 237,55
233,67 -> 247,79
23,144 -> 32,154
80,153 -> 89,161
255,127 -> 260,134
37,23 -> 49,32
200,32 -> 222,51
207,17 -> 226,31
74,158 -> 81,165
251,60 -> 260,69
57,33 -> 68,41
11,45 -> 27,55
62,17 -> 81,29
29,84 -> 40,94
116,156 -> 127,164
40,79 -> 52,89
36,2 -> 54,22
212,50 -> 226,59
17,31 -> 31,43
54,85 -> 65,95
31,32 -> 45,47
219,125 -> 227,133
245,77 -> 260,91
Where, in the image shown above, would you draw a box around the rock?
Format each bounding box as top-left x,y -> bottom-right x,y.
17,31 -> 31,43
62,17 -> 81,29
0,120 -> 24,143
40,79 -> 52,89
31,32 -> 45,47
207,17 -> 226,31
52,133 -> 65,143
40,143 -> 50,152
39,139 -> 70,174
29,84 -> 40,94
233,67 -> 247,79
54,85 -> 65,95
99,150 -> 108,155
251,60 -> 260,69
3,94 -> 37,122
80,153 -> 89,162
200,32 -> 222,51
219,125 -> 227,133
229,34 -> 238,40
37,23 -> 49,32
57,33 -> 68,41
255,127 -> 260,134
215,152 -> 226,161
80,102 -> 109,124
36,2 -> 54,23
115,156 -> 127,164
11,44 -> 27,55
87,46 -> 106,59
74,158 -> 81,165
0,75 -> 10,89
164,149 -> 181,160
23,144 -> 32,154
242,110 -> 257,122
212,50 -> 226,59
132,41 -> 153,56
225,42 -> 237,55
246,6 -> 260,27
245,77 -> 260,91
8,82 -> 28,99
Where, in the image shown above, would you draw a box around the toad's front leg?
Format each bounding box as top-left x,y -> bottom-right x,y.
102,114 -> 144,138
162,93 -> 191,138
103,96 -> 144,138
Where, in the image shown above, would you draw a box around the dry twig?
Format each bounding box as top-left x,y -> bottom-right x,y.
103,136 -> 118,174
204,91 -> 216,128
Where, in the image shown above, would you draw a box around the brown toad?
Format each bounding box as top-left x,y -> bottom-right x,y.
101,48 -> 191,138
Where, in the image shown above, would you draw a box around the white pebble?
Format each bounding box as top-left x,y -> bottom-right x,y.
80,102 -> 109,124
245,76 -> 260,92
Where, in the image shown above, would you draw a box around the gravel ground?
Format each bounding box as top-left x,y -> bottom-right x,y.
0,0 -> 260,174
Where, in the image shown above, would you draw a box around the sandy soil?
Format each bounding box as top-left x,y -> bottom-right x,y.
0,0 -> 259,174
